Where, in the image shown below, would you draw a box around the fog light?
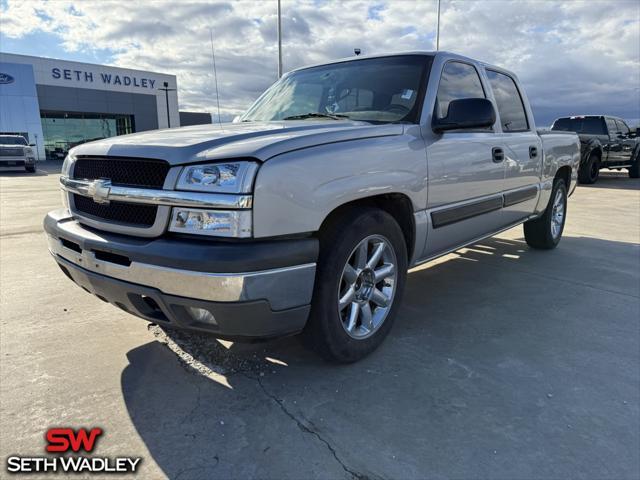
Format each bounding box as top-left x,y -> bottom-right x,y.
169,208 -> 252,238
187,307 -> 217,325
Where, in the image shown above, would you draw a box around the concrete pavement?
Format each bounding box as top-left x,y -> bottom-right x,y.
1,163 -> 639,479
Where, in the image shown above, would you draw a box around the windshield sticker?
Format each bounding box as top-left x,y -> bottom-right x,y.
401,89 -> 414,100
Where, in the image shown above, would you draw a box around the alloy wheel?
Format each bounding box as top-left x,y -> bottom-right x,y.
550,188 -> 565,239
337,234 -> 398,339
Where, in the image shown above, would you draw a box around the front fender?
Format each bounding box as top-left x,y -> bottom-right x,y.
252,133 -> 428,238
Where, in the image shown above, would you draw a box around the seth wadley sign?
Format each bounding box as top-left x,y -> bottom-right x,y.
51,67 -> 157,89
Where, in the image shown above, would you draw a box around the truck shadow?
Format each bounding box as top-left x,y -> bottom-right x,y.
579,170 -> 640,191
120,235 -> 640,479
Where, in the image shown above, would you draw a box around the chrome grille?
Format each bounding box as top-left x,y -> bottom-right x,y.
73,194 -> 158,227
70,156 -> 170,232
0,148 -> 24,157
73,156 -> 170,188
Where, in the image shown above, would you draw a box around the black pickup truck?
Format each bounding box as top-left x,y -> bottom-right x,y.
551,115 -> 640,184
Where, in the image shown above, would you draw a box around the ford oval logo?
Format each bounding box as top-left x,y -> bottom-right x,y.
0,73 -> 15,84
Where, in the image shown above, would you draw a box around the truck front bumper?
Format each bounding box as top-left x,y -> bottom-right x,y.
44,209 -> 318,339
0,156 -> 31,168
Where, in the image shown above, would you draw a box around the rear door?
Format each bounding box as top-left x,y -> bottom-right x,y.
485,69 -> 541,225
424,60 -> 505,257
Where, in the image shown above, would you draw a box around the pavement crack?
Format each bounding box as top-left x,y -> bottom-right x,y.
244,371 -> 376,480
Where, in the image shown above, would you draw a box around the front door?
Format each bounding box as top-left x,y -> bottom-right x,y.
604,117 -> 626,165
614,119 -> 635,164
424,61 -> 505,258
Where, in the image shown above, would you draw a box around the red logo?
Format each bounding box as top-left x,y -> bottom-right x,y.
45,428 -> 103,453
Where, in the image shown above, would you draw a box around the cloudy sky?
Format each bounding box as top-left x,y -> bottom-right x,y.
1,0 -> 639,126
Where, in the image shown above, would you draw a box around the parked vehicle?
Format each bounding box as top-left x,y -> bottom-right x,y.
0,135 -> 36,172
551,115 -> 640,183
44,52 -> 580,362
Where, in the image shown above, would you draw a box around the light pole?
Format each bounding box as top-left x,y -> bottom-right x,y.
34,133 -> 40,161
158,81 -> 176,128
436,0 -> 441,50
277,0 -> 283,77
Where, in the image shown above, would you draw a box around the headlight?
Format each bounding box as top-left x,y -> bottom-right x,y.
169,208 -> 252,238
176,161 -> 258,193
61,152 -> 76,177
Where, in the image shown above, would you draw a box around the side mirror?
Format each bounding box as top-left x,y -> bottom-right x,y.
432,98 -> 496,133
29,143 -> 36,147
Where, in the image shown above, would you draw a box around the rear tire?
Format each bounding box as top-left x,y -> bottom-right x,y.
578,152 -> 600,184
524,178 -> 567,250
303,208 -> 408,363
629,148 -> 640,178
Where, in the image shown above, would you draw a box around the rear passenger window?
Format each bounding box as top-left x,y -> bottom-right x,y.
486,70 -> 529,132
436,62 -> 485,119
615,119 -> 629,136
605,118 -> 618,135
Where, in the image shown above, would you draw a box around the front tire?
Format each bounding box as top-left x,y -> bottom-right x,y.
25,165 -> 36,173
524,178 -> 567,250
578,152 -> 600,184
303,208 -> 408,363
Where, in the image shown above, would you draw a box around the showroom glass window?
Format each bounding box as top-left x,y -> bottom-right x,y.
40,112 -> 134,160
486,70 -> 529,132
435,61 -> 486,119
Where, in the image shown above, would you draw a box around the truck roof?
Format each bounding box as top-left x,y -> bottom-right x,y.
289,50 -> 516,79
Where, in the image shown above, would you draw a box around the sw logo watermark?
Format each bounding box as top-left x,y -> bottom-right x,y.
6,427 -> 142,474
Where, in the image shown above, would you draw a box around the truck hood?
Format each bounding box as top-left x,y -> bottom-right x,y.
70,121 -> 404,165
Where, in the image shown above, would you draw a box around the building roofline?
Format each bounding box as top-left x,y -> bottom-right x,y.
0,51 -> 176,79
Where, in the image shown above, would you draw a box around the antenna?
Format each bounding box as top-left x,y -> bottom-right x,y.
210,28 -> 222,125
277,0 -> 283,77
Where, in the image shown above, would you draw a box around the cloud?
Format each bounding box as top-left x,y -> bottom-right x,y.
1,0 -> 638,125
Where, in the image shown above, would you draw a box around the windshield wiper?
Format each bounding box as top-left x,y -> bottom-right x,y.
283,112 -> 350,121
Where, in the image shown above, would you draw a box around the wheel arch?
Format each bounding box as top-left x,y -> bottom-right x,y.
318,193 -> 416,262
582,140 -> 602,164
555,165 -> 572,190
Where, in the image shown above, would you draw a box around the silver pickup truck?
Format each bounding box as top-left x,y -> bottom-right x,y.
45,51 -> 580,362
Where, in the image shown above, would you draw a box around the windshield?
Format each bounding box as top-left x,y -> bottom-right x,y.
552,117 -> 605,135
241,55 -> 432,124
0,136 -> 27,145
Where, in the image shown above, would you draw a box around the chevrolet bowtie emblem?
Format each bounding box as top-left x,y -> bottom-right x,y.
87,178 -> 112,204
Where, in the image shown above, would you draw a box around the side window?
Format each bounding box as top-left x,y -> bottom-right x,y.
605,118 -> 618,135
486,70 -> 529,132
436,62 -> 485,119
615,119 -> 629,136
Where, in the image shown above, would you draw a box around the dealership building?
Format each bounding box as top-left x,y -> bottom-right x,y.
0,53 -> 190,160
